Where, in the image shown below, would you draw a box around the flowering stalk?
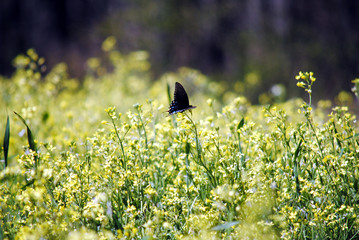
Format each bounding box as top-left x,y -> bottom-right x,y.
106,107 -> 128,169
296,71 -> 316,107
296,72 -> 324,157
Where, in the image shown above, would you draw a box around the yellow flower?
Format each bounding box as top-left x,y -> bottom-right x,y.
102,36 -> 117,52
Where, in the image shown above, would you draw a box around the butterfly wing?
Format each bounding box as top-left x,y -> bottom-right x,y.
174,82 -> 190,109
168,82 -> 196,115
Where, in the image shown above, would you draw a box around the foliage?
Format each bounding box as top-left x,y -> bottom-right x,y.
1,47 -> 359,239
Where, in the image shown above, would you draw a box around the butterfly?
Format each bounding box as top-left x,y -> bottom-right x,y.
168,82 -> 197,115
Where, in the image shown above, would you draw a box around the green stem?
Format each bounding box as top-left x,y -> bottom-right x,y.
136,108 -> 148,149
110,117 -> 127,170
184,112 -> 217,187
306,115 -> 324,158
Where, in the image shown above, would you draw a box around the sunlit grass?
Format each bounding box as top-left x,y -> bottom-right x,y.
1,46 -> 359,239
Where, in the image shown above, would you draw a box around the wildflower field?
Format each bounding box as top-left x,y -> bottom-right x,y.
1,42 -> 359,239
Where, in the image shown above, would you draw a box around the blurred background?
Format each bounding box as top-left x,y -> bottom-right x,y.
1,0 -> 358,103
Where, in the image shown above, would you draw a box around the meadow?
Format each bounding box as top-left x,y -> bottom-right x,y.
1,40 -> 359,239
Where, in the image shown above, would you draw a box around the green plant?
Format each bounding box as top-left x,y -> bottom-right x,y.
1,48 -> 358,239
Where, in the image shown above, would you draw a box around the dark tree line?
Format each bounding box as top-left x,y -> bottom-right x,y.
1,0 -> 358,101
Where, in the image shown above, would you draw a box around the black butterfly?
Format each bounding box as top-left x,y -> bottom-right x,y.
168,82 -> 196,115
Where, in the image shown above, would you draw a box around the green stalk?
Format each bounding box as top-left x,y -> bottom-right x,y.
184,111 -> 217,187
306,116 -> 324,158
185,141 -> 191,190
110,117 -> 127,170
135,107 -> 148,149
237,118 -> 245,169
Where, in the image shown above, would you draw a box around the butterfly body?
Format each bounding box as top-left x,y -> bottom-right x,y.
168,82 -> 196,115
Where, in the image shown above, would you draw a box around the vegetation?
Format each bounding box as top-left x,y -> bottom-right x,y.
1,43 -> 359,239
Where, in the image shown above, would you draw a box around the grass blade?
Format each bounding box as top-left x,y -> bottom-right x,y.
237,118 -> 244,130
293,140 -> 302,196
166,82 -> 172,106
237,117 -> 245,168
3,116 -> 10,168
212,221 -> 240,231
14,111 -> 38,167
332,122 -> 342,149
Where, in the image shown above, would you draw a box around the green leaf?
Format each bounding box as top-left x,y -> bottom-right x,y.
293,140 -> 302,195
14,111 -> 38,167
293,140 -> 302,160
332,122 -> 342,149
166,82 -> 172,106
185,141 -> 191,155
345,133 -> 359,140
3,116 -> 10,168
14,111 -> 37,152
237,117 -> 245,168
21,179 -> 35,190
212,221 -> 240,231
237,118 -> 245,130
